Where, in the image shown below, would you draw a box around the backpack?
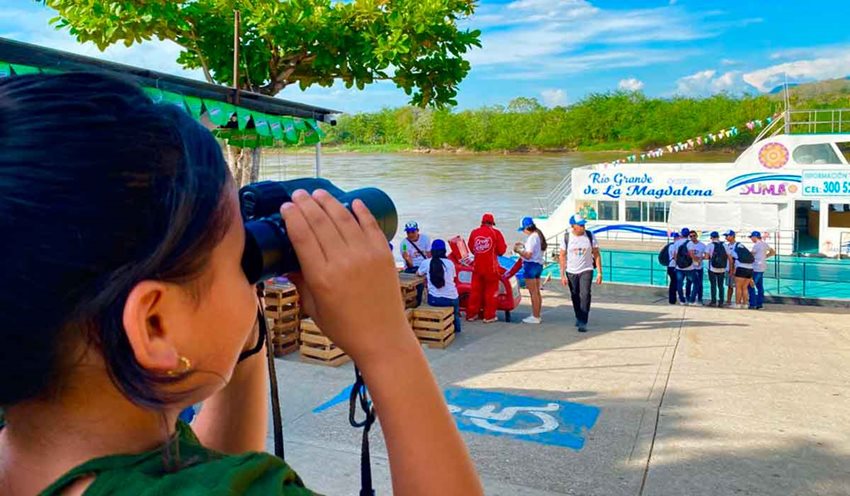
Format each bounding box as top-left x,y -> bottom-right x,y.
734,243 -> 754,264
675,242 -> 692,269
564,230 -> 597,269
710,241 -> 727,269
658,243 -> 672,266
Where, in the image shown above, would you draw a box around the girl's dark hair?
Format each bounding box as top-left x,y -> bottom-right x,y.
0,73 -> 231,407
527,224 -> 548,252
429,248 -> 448,289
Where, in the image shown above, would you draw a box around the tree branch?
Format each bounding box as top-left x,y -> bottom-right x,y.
184,19 -> 214,83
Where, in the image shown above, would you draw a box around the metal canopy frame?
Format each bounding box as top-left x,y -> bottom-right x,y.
0,37 -> 337,177
0,37 -> 339,120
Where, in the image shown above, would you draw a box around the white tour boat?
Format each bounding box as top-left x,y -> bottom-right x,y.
534,109 -> 850,257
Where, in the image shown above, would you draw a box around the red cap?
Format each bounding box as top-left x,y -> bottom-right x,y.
481,213 -> 495,225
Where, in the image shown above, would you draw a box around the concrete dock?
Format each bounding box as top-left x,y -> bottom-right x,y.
267,284 -> 850,495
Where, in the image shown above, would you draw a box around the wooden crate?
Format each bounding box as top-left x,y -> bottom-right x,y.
264,284 -> 301,357
412,306 -> 456,349
399,273 -> 425,309
299,319 -> 350,367
266,317 -> 299,357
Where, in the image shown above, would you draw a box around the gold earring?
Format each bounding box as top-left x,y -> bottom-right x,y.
166,356 -> 192,377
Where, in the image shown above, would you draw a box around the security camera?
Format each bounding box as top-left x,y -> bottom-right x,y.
321,114 -> 338,126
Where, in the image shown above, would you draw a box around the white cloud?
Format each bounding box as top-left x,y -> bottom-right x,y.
618,78 -> 644,91
1,7 -> 203,80
541,89 -> 567,107
465,1 -> 751,81
743,51 -> 850,92
675,69 -> 749,96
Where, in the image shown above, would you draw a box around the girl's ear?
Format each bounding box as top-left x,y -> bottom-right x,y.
123,280 -> 182,373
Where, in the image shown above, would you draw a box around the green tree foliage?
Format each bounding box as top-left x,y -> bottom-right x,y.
325,90 -> 849,152
40,0 -> 481,107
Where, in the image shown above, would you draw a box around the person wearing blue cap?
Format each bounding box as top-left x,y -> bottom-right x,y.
673,228 -> 695,305
748,231 -> 775,309
400,221 -> 430,304
705,231 -> 728,307
417,239 -> 462,332
514,217 -> 548,324
559,214 -> 602,332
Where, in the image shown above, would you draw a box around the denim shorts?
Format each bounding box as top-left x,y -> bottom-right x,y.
523,261 -> 543,279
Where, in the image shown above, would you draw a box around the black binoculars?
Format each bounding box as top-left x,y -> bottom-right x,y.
239,178 -> 398,284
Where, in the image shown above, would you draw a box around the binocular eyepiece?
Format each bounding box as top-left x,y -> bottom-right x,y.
239,179 -> 398,284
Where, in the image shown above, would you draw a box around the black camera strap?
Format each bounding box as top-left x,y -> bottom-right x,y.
349,366 -> 376,496
241,288 -> 286,460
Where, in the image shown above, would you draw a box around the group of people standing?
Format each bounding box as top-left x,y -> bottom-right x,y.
665,228 -> 776,309
399,212 -> 604,334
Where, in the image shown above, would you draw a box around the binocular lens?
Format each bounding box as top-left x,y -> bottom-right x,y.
239,179 -> 397,284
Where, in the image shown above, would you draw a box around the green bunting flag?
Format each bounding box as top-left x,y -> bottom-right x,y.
183,96 -> 204,119
10,64 -> 40,75
268,117 -> 284,141
281,117 -> 299,144
0,62 -> 11,78
161,91 -> 186,109
303,118 -> 324,145
253,113 -> 272,137
143,87 -> 164,103
235,108 -> 254,130
204,100 -> 237,127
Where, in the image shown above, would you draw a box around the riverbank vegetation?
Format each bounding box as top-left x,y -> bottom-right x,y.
324,82 -> 850,153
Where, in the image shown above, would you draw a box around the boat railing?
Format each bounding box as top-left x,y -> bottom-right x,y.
535,172 -> 573,217
840,231 -> 850,257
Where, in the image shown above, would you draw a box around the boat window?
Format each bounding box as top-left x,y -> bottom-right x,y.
829,204 -> 850,228
837,142 -> 850,164
647,202 -> 669,223
598,200 -> 619,221
626,201 -> 642,222
626,201 -> 669,223
793,144 -> 842,165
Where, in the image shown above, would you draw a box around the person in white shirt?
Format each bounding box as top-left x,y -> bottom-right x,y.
674,228 -> 697,305
515,216 -> 547,324
417,239 -> 461,333
705,231 -> 729,307
559,214 -> 602,332
747,231 -> 775,310
686,230 -> 707,305
666,232 -> 683,305
400,221 -> 430,304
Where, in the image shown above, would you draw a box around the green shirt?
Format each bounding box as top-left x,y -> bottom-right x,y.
37,422 -> 318,495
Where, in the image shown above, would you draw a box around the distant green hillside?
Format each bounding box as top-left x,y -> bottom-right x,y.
324,81 -> 850,153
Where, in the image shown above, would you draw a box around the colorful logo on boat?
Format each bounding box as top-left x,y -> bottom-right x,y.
726,173 -> 801,196
758,142 -> 789,169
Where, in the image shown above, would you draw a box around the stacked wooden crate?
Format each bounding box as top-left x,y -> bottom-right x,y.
399,273 -> 425,309
411,306 -> 456,349
299,318 -> 350,367
264,283 -> 301,357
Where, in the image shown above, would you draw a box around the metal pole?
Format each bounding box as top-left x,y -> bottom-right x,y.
233,10 -> 241,104
315,141 -> 322,178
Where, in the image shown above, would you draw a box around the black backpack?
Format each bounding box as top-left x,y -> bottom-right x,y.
675,243 -> 692,269
658,243 -> 672,266
564,230 -> 597,268
710,241 -> 727,269
734,243 -> 755,264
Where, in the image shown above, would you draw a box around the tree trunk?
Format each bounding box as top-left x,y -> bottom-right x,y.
224,143 -> 257,188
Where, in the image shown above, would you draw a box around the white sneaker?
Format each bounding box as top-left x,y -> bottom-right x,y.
522,316 -> 542,324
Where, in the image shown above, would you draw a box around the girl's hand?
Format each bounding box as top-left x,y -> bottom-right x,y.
281,189 -> 417,364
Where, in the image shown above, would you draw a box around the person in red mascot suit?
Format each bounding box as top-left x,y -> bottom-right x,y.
466,213 -> 507,323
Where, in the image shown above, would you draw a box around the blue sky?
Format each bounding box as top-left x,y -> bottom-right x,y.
2,0 -> 849,113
